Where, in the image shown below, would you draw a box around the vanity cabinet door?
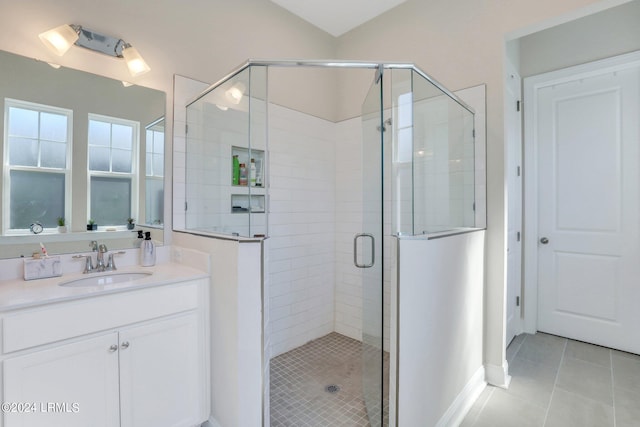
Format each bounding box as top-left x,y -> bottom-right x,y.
118,312 -> 203,427
3,332 -> 120,427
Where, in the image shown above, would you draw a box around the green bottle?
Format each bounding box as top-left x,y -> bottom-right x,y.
232,155 -> 240,185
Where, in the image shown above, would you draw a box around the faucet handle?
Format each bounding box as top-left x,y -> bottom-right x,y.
90,240 -> 98,252
73,254 -> 94,274
106,251 -> 126,271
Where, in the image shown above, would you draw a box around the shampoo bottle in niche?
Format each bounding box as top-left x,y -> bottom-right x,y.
141,231 -> 156,267
239,163 -> 248,186
232,155 -> 240,185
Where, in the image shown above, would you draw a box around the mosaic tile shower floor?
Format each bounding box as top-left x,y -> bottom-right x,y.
270,332 -> 389,426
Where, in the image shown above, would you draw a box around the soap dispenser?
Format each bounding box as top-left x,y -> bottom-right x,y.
140,231 -> 155,267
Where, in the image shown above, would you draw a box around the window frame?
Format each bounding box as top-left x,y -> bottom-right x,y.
2,98 -> 73,235
87,113 -> 139,229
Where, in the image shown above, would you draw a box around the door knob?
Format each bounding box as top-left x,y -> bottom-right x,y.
121,341 -> 130,350
540,237 -> 549,244
108,344 -> 118,352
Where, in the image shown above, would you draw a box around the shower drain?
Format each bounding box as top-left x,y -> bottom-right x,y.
325,384 -> 340,394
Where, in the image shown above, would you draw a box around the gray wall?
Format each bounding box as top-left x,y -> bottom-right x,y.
520,0 -> 640,77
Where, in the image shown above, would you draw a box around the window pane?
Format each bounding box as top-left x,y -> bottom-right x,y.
153,131 -> 164,154
8,107 -> 38,138
145,178 -> 164,225
89,120 -> 110,147
40,141 -> 67,169
40,112 -> 68,142
10,170 -> 65,229
153,154 -> 164,176
112,124 -> 132,150
8,137 -> 38,166
146,130 -> 153,154
90,176 -> 131,226
112,149 -> 132,173
89,146 -> 110,171
146,152 -> 152,176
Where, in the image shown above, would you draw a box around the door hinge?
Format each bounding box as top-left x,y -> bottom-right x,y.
185,124 -> 188,134
516,296 -> 520,307
517,231 -> 521,242
184,201 -> 188,211
517,166 -> 521,177
516,100 -> 521,112
473,202 -> 476,211
472,128 -> 476,138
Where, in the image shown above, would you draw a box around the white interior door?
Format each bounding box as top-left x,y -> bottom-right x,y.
528,53 -> 640,354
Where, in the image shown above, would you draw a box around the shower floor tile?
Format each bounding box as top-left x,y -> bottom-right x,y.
270,332 -> 389,427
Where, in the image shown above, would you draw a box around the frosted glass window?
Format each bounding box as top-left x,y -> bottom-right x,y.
88,116 -> 137,173
145,126 -> 164,177
145,178 -> 164,225
90,176 -> 132,226
87,114 -> 138,225
144,118 -> 164,226
10,170 -> 65,229
4,100 -> 71,232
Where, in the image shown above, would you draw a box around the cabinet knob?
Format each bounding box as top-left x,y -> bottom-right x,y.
121,341 -> 130,349
108,344 -> 118,352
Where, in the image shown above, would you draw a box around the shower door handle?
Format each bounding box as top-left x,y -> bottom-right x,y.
354,233 -> 375,268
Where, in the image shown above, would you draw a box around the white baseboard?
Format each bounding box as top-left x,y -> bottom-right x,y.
436,366 -> 487,427
485,360 -> 512,389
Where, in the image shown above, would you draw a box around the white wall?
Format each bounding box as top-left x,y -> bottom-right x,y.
334,117 -> 365,340
172,232 -> 263,427
395,231 -> 485,426
267,103 -> 336,356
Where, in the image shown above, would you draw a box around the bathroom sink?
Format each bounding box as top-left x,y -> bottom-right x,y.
59,271 -> 152,287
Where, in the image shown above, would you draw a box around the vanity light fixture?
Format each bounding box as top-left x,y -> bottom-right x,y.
38,24 -> 150,77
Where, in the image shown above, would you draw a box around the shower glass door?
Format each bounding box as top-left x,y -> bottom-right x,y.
358,68 -> 385,427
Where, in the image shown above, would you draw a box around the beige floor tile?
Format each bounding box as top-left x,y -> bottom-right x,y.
556,357 -> 613,406
612,352 -> 640,394
614,386 -> 640,427
473,389 -> 546,427
505,356 -> 558,409
544,388 -> 614,427
516,333 -> 566,367
460,386 -> 494,427
564,339 -> 611,368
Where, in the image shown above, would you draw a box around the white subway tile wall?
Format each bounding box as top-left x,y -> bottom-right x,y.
268,104 -> 337,357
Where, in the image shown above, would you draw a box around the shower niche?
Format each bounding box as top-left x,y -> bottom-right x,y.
183,60 -> 483,426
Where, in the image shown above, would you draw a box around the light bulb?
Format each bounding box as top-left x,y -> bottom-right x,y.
39,24 -> 79,56
122,45 -> 150,77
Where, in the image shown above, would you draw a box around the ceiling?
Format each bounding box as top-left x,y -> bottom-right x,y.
270,0 -> 409,37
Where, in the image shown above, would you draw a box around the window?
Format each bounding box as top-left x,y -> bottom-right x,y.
3,99 -> 72,232
145,118 -> 164,225
88,114 -> 138,227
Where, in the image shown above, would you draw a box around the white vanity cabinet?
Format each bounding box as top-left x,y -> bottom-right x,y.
0,276 -> 209,427
4,332 -> 121,427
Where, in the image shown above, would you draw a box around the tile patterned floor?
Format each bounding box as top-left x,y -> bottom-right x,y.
462,333 -> 640,427
270,332 -> 389,426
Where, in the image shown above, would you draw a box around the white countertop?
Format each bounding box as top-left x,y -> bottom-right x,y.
0,262 -> 209,313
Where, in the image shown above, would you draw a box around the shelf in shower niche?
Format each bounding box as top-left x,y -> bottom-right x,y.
231,146 -> 265,187
231,194 -> 265,214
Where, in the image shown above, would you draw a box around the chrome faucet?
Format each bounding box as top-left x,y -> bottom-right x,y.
96,243 -> 108,272
73,241 -> 108,274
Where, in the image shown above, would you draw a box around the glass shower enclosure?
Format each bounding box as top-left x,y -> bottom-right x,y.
184,60 -> 476,426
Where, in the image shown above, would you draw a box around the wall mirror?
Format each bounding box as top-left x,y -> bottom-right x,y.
0,49 -> 165,259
